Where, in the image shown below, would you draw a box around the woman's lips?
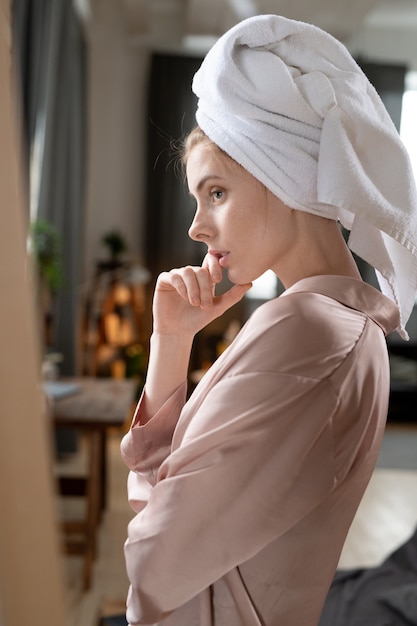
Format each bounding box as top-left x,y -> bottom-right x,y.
208,250 -> 230,268
218,253 -> 230,267
209,250 -> 227,260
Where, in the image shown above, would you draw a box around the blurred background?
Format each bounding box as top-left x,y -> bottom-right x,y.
2,1 -> 417,625
11,0 -> 417,380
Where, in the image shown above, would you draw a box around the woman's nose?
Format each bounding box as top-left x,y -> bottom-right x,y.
188,208 -> 211,242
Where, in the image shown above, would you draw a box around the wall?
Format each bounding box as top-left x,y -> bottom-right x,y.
81,0 -> 195,283
348,6 -> 417,71
82,0 -> 151,281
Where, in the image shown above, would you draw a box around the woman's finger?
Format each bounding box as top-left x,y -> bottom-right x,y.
180,266 -> 215,308
158,266 -> 214,308
202,252 -> 223,285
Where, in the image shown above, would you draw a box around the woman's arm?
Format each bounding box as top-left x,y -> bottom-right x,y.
141,254 -> 252,421
124,372 -> 338,625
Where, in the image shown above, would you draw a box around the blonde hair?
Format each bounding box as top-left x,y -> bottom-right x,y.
180,126 -> 226,168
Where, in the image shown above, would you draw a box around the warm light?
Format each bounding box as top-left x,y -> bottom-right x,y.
104,313 -> 133,346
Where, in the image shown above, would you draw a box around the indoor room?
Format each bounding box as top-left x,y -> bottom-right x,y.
1,1 -> 417,625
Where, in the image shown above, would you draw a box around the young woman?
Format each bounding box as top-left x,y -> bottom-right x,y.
121,15 -> 417,626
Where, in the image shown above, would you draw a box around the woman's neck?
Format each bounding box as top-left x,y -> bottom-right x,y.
278,215 -> 362,289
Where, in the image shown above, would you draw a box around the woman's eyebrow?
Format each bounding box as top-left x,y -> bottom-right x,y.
194,174 -> 224,193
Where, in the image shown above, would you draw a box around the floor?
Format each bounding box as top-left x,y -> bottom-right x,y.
58,423 -> 417,626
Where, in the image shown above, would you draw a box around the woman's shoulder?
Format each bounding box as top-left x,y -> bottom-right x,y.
236,288 -> 369,376
248,287 -> 359,332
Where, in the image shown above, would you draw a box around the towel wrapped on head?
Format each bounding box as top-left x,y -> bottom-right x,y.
192,14 -> 417,339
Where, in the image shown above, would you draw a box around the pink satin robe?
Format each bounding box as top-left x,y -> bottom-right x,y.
121,275 -> 400,625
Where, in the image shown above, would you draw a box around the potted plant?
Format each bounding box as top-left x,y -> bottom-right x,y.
102,230 -> 128,264
29,219 -> 63,348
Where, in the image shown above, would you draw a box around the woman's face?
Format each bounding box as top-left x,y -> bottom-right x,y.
186,141 -> 295,286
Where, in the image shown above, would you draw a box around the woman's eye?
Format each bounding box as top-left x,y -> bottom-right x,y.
211,189 -> 223,201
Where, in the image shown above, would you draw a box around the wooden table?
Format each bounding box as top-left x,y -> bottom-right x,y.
51,377 -> 137,590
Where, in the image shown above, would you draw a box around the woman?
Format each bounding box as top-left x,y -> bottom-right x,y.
121,15 -> 417,626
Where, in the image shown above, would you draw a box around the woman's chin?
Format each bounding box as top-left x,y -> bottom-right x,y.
227,271 -> 251,286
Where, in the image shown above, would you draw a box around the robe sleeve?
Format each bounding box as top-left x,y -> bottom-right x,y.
124,370 -> 339,625
120,382 -> 187,513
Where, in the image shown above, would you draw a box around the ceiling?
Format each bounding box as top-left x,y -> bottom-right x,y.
187,0 -> 384,42
79,0 -> 417,69
180,0 -> 417,69
188,0 -> 417,39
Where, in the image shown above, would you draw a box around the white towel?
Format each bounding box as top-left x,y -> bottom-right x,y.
192,14 -> 417,339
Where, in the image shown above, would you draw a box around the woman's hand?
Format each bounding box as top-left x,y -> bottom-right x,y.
152,253 -> 252,338
141,255 -> 251,420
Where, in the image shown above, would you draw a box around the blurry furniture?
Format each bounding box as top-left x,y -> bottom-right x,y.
52,377 -> 136,590
81,261 -> 149,378
99,615 -> 128,626
322,524 -> 417,625
388,343 -> 417,423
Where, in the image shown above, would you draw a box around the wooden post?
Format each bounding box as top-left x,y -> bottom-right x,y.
0,1 -> 68,624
